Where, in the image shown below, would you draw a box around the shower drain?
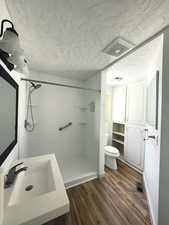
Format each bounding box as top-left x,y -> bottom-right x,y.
25,185 -> 34,191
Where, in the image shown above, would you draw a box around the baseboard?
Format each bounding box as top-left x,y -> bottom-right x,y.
65,172 -> 98,189
143,174 -> 156,225
98,173 -> 105,178
118,158 -> 143,174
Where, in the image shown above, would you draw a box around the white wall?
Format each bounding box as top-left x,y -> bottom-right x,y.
143,35 -> 163,225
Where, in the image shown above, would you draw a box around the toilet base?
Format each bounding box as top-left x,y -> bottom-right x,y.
105,155 -> 118,170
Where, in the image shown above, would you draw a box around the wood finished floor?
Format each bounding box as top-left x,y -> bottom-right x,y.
46,160 -> 151,225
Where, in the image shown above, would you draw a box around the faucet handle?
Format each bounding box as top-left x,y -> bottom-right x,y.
10,162 -> 24,171
15,167 -> 28,175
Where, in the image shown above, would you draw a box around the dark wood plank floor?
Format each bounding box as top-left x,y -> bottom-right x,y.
45,160 -> 151,225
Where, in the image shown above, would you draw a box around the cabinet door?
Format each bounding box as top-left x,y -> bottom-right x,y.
124,126 -> 144,170
112,86 -> 126,123
126,83 -> 146,125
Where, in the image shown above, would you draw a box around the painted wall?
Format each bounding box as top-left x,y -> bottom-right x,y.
143,35 -> 163,225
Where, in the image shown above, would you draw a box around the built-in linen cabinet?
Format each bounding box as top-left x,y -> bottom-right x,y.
124,125 -> 145,170
112,82 -> 146,171
126,82 -> 146,125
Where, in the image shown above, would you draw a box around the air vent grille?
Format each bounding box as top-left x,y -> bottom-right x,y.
103,37 -> 135,57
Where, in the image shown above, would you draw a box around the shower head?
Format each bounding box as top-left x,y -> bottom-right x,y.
34,84 -> 41,89
29,81 -> 42,92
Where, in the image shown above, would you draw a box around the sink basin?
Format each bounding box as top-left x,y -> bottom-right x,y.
8,159 -> 56,206
3,154 -> 69,225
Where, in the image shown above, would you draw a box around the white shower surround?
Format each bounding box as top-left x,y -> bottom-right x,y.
24,70 -> 101,187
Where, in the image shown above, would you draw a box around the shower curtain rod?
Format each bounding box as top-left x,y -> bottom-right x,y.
21,78 -> 101,93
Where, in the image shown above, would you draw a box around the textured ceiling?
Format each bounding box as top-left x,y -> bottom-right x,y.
5,0 -> 169,80
106,35 -> 163,85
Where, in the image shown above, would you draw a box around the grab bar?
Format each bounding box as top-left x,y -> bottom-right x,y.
59,122 -> 72,131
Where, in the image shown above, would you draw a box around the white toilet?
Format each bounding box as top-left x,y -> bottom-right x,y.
104,134 -> 120,170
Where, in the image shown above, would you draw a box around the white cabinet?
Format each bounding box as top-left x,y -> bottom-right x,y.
112,86 -> 126,123
111,82 -> 146,171
126,83 -> 146,125
124,125 -> 144,170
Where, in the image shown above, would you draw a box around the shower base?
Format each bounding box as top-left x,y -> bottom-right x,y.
58,155 -> 98,189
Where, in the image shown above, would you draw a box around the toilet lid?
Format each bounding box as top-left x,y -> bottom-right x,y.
104,146 -> 119,155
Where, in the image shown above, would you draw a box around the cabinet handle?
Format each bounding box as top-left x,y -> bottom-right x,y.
144,135 -> 156,141
148,135 -> 156,139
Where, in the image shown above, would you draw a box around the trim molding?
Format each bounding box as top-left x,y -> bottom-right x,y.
143,174 -> 156,225
118,158 -> 143,174
65,173 -> 98,189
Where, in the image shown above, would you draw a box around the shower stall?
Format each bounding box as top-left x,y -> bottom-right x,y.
23,72 -> 101,188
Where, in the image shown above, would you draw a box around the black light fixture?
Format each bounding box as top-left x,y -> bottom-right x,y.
0,19 -> 28,73
0,19 -> 18,37
0,48 -> 14,71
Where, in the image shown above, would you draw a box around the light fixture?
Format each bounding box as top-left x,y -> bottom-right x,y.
0,19 -> 23,53
0,49 -> 14,70
0,19 -> 28,73
7,52 -> 28,74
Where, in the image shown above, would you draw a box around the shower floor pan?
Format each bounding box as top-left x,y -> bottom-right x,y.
58,156 -> 98,189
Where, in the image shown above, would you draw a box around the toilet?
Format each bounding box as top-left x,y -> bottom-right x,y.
104,134 -> 120,170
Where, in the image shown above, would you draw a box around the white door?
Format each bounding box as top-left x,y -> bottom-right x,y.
144,70 -> 160,224
112,86 -> 126,123
126,82 -> 146,125
125,125 -> 144,170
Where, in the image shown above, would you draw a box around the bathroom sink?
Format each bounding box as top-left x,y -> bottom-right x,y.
8,159 -> 56,206
3,154 -> 69,225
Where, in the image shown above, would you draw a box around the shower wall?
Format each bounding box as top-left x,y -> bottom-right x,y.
24,70 -> 101,184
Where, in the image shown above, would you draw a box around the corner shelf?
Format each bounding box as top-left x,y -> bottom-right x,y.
112,122 -> 125,153
113,139 -> 124,145
112,131 -> 124,136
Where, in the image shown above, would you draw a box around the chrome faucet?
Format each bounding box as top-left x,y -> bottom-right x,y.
4,162 -> 28,188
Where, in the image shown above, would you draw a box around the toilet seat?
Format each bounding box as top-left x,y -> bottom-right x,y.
104,146 -> 120,157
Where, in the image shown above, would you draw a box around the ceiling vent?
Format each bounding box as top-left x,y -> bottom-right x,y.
103,37 -> 135,57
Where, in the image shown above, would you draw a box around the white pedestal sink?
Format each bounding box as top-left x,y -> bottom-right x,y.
3,154 -> 69,225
